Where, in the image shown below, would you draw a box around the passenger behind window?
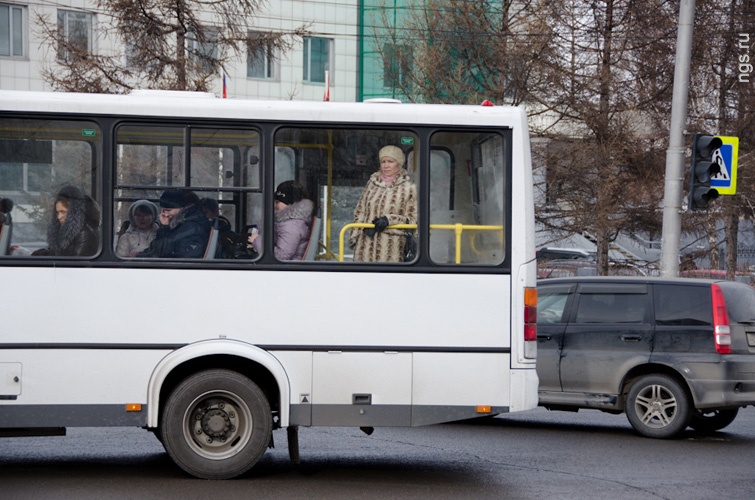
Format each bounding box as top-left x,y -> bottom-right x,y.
32,186 -> 98,257
138,189 -> 210,259
349,145 -> 417,262
200,197 -> 254,259
116,200 -> 158,258
248,181 -> 314,261
200,197 -> 232,233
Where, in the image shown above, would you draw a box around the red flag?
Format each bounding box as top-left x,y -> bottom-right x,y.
323,71 -> 330,102
222,73 -> 227,99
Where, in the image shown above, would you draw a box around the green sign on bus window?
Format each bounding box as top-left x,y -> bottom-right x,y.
401,137 -> 414,145
82,129 -> 97,137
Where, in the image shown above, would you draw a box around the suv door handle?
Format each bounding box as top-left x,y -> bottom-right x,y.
621,334 -> 642,342
537,335 -> 552,341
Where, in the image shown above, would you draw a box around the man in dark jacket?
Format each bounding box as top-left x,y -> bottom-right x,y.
139,189 -> 211,258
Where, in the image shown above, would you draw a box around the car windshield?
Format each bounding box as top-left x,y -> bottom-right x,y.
719,283 -> 755,323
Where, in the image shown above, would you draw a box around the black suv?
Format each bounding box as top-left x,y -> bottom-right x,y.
537,276 -> 755,438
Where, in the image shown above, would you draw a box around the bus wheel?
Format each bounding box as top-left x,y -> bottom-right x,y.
161,369 -> 272,479
625,374 -> 690,439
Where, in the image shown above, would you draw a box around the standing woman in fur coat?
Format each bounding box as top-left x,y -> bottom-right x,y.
349,145 -> 417,262
33,185 -> 98,257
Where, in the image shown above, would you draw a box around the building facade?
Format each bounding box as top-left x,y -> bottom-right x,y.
1,0 -> 407,102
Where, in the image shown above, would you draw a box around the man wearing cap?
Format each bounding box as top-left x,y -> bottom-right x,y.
138,189 -> 211,258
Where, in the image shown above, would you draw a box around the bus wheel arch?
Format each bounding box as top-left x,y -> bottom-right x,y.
147,341 -> 290,430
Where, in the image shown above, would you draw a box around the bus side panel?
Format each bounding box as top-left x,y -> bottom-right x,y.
411,352 -> 512,426
270,351 -> 313,426
309,351 -> 412,426
0,349 -> 167,427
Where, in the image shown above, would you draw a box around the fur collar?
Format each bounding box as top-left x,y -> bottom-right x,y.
368,169 -> 411,188
275,199 -> 315,223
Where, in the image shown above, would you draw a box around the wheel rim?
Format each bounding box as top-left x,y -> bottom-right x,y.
182,390 -> 254,460
633,383 -> 678,429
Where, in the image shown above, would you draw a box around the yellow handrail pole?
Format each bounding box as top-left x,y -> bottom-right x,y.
338,223 -> 416,261
338,222 -> 502,262
339,223 -> 371,261
455,223 -> 463,264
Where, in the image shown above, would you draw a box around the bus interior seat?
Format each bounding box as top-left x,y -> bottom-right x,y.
0,198 -> 13,256
0,218 -> 11,256
302,216 -> 322,261
203,219 -> 220,260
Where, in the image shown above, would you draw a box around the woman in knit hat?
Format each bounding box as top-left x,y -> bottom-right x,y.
32,185 -> 99,257
349,145 -> 417,262
248,180 -> 314,260
116,199 -> 159,257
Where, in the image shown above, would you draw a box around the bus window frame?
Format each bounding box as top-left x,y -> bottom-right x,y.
1,113 -> 513,274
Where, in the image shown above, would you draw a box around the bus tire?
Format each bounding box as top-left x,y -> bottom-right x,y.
161,369 -> 272,479
625,374 -> 690,439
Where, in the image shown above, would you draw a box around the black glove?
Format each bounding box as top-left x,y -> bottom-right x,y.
372,216 -> 389,233
363,227 -> 376,237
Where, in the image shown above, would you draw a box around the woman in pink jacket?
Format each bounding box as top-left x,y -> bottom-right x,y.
249,181 -> 314,260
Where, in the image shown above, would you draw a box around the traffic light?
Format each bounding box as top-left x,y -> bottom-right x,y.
688,133 -> 723,211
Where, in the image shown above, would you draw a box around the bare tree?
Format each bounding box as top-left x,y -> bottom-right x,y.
537,1 -> 682,273
35,0 -> 309,93
684,0 -> 755,277
370,0 -> 555,106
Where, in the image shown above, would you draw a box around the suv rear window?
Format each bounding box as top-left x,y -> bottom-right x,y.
718,282 -> 755,323
654,284 -> 712,326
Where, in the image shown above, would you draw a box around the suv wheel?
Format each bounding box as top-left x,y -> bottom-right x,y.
625,374 -> 691,439
689,408 -> 739,433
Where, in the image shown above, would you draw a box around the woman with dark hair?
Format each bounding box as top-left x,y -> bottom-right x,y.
33,186 -> 98,256
248,181 -> 314,261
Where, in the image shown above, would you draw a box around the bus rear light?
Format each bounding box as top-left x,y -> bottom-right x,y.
711,284 -> 732,354
524,323 -> 537,342
524,287 -> 537,357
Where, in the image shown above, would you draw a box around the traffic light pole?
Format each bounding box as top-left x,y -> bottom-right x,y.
660,0 -> 696,278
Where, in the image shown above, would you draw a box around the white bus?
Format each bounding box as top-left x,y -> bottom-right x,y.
0,90 -> 538,479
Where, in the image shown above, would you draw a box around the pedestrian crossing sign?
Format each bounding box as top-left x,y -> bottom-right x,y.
710,136 -> 739,195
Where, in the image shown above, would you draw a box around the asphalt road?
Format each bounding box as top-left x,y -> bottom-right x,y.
1,406 -> 754,499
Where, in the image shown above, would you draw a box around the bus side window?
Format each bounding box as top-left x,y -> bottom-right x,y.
273,127 -> 419,264
114,124 -> 262,260
0,118 -> 100,258
429,132 -> 506,266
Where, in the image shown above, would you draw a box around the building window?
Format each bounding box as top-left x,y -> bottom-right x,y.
247,32 -> 274,79
57,10 -> 93,62
0,3 -> 25,58
187,27 -> 218,73
303,37 -> 331,84
383,43 -> 412,90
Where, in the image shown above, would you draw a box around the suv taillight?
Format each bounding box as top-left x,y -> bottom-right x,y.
524,287 -> 537,359
711,284 -> 732,354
